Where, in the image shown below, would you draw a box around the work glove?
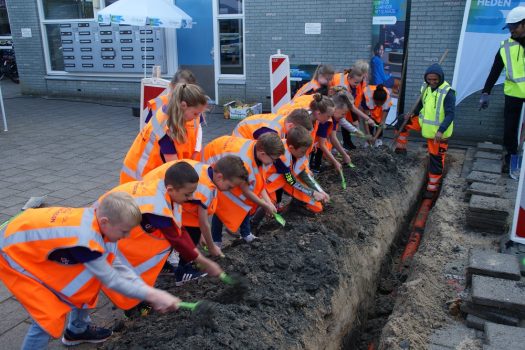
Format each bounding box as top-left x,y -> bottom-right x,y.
479,93 -> 489,110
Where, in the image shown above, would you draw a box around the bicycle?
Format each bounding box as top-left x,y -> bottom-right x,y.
0,48 -> 19,84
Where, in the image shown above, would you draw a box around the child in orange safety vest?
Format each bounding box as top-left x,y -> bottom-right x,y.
0,192 -> 183,349
144,69 -> 197,124
329,63 -> 368,151
144,69 -> 204,160
362,84 -> 392,147
265,125 -> 330,213
232,108 -> 312,140
203,133 -> 284,246
120,83 -> 208,184
293,64 -> 335,100
143,156 -> 248,268
232,109 -> 329,213
309,91 -> 374,173
98,162 -> 223,311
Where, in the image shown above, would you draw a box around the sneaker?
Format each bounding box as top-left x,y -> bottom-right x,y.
62,325 -> 112,346
374,139 -> 383,147
174,264 -> 208,287
243,233 -> 258,243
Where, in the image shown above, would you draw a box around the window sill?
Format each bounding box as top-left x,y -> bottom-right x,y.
44,74 -> 170,83
218,78 -> 246,85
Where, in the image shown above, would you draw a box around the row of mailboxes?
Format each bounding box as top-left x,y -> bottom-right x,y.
59,22 -> 166,73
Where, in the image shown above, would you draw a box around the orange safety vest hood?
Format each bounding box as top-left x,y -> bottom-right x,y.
203,136 -> 265,232
232,113 -> 286,139
120,108 -> 200,184
0,207 -> 110,338
143,159 -> 218,228
363,85 -> 393,124
97,179 -> 179,310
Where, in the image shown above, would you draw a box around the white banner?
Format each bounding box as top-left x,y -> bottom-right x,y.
452,0 -> 524,104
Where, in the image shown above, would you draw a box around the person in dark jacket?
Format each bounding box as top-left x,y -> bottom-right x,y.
395,63 -> 456,195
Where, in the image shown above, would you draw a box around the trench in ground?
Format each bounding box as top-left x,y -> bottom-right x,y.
342,162 -> 448,350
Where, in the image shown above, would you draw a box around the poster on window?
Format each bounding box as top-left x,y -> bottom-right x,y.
452,0 -> 523,104
370,0 -> 407,98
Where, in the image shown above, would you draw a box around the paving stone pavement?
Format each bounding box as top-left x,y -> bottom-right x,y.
0,81 -> 238,348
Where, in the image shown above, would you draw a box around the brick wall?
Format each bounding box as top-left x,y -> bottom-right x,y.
6,0 -> 47,95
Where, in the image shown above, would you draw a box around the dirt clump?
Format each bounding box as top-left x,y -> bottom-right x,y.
104,147 -> 425,350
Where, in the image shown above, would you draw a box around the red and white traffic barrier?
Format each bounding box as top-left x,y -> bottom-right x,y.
139,77 -> 170,130
269,50 -> 291,113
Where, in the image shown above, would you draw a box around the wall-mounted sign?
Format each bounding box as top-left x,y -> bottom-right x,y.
304,23 -> 321,35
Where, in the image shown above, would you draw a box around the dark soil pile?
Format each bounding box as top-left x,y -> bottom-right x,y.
105,147 -> 425,350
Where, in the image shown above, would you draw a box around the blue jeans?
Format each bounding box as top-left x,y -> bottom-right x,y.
211,214 -> 250,243
21,308 -> 91,350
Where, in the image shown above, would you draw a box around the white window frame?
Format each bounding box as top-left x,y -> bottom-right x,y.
214,0 -> 245,80
36,0 -> 177,77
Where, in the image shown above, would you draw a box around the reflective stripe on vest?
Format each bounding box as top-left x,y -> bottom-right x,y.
0,209 -> 102,249
293,156 -> 308,175
222,191 -> 252,212
500,38 -> 525,98
121,113 -> 168,181
233,114 -> 284,138
0,208 -> 106,304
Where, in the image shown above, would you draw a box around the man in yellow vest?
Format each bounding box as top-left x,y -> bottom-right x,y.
480,6 -> 525,174
395,63 -> 455,194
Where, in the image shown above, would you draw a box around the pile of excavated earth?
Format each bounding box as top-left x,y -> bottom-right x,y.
104,142 -> 522,350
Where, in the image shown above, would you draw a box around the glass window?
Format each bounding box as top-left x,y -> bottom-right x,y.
0,0 -> 10,36
45,24 -> 64,71
219,19 -> 243,75
218,0 -> 242,15
43,0 -> 94,20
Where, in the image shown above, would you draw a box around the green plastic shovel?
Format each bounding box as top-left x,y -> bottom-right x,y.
339,170 -> 347,190
274,213 -> 286,227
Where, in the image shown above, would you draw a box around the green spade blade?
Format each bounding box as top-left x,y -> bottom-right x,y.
178,301 -> 199,311
339,170 -> 347,189
219,272 -> 234,285
348,162 -> 356,169
274,213 -> 286,227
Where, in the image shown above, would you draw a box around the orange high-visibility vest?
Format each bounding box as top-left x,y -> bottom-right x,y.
0,207 -> 110,338
363,85 -> 392,124
203,136 -> 265,232
329,73 -> 366,122
277,94 -> 314,117
265,143 -> 323,212
143,160 -> 218,228
147,94 -> 169,114
293,79 -> 321,100
232,113 -> 286,139
97,179 -> 179,310
120,108 -> 200,184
